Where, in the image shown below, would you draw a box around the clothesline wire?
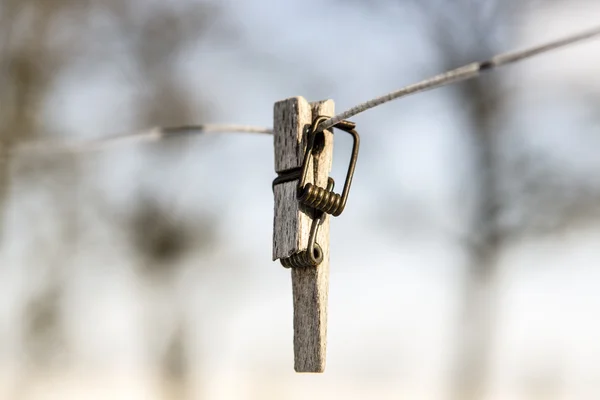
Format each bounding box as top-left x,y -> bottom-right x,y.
13,25 -> 600,154
319,25 -> 600,130
15,124 -> 273,154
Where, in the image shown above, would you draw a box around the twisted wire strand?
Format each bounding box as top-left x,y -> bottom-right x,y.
13,124 -> 273,155
319,25 -> 600,130
12,25 -> 600,154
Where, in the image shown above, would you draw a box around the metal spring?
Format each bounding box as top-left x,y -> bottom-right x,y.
296,116 -> 360,218
280,243 -> 323,269
279,179 -> 331,269
299,180 -> 343,216
274,116 -> 360,268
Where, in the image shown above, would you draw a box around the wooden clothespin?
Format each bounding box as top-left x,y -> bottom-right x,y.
272,97 -> 359,373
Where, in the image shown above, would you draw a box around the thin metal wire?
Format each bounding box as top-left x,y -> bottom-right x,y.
12,25 -> 600,154
13,124 -> 273,154
319,25 -> 600,131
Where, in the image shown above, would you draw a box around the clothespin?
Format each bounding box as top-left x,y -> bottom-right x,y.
272,97 -> 359,372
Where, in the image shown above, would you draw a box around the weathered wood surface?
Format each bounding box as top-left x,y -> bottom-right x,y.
273,97 -> 334,373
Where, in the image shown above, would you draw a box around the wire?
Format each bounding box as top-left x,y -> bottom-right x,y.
12,25 -> 600,154
14,124 -> 273,154
319,25 -> 600,130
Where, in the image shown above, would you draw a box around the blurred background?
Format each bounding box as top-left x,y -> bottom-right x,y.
1,0 -> 600,399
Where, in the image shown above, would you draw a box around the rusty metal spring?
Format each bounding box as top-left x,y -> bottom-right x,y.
299,180 -> 343,216
297,117 -> 360,217
273,116 -> 360,268
279,179 -> 331,269
280,243 -> 323,268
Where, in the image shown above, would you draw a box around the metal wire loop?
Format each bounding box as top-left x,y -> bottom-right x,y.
273,116 -> 360,268
279,179 -> 332,269
297,116 -> 360,217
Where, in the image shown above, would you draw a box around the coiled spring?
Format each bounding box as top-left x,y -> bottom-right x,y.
279,179 -> 331,269
296,116 -> 360,217
274,116 -> 360,268
299,181 -> 343,216
280,243 -> 323,268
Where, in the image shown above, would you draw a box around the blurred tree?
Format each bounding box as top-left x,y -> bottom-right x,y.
415,2 -> 519,399
102,2 -> 226,398
350,0 -> 521,398
1,1 -> 225,398
335,2 -> 517,397
431,3 -> 600,399
0,0 -> 82,376
376,0 -> 600,398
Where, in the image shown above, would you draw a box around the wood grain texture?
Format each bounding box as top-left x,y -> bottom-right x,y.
272,97 -> 334,373
272,97 -> 312,260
